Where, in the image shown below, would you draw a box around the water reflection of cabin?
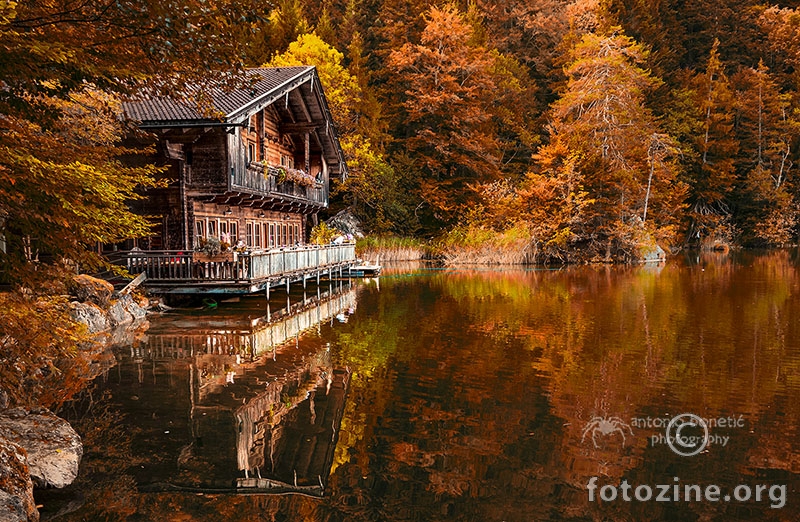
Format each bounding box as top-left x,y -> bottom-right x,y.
119,66 -> 355,294
124,285 -> 357,495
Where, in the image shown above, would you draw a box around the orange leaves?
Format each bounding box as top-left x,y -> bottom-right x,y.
386,4 -> 534,225
529,28 -> 684,259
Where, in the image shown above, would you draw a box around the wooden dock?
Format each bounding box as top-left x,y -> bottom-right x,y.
115,243 -> 356,295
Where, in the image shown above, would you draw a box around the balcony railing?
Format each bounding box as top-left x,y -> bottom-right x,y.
119,243 -> 355,286
232,163 -> 327,206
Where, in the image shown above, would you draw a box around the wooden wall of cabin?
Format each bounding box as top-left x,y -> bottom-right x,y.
191,201 -> 306,250
129,160 -> 186,251
236,104 -> 324,178
187,131 -> 228,190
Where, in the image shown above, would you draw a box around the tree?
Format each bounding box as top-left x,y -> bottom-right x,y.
733,61 -> 799,245
0,88 -> 162,282
386,3 -> 535,226
531,28 -> 685,260
264,0 -> 312,56
759,5 -> 800,92
667,40 -> 739,245
269,32 -> 361,135
269,33 -> 414,234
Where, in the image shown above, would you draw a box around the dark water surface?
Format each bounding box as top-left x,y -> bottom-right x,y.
43,252 -> 800,521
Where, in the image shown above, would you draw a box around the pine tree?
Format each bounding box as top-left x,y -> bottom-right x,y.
675,40 -> 739,244
733,61 -> 799,245
386,4 -> 534,225
532,28 -> 685,259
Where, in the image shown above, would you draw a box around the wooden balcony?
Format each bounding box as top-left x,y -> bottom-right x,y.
231,163 -> 327,207
117,243 -> 356,294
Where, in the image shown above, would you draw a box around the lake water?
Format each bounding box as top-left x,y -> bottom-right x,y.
42,252 -> 800,521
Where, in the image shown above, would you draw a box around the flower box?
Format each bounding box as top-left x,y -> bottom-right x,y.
192,251 -> 236,263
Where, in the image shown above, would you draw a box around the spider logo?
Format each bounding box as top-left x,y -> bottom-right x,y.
581,416 -> 634,448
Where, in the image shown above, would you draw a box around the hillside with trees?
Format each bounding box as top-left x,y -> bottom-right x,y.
254,0 -> 800,262
4,1 -> 800,278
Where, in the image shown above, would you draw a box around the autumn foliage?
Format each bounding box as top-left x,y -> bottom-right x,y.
5,0 -> 800,277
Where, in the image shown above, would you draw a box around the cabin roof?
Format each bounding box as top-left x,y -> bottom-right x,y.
123,66 -> 348,178
124,66 -> 313,123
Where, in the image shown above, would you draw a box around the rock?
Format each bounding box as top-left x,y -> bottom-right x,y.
326,209 -> 364,238
0,439 -> 37,522
70,275 -> 113,307
69,301 -> 109,334
0,490 -> 29,522
107,299 -> 133,328
108,294 -> 149,327
128,298 -> 148,321
639,244 -> 666,263
0,409 -> 82,490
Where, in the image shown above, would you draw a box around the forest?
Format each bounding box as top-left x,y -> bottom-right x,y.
259,0 -> 800,263
4,0 -> 800,276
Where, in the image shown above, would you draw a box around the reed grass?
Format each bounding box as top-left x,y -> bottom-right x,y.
431,223 -> 534,265
356,236 -> 428,262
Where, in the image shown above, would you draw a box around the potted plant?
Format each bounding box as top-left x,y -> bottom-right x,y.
194,237 -> 236,262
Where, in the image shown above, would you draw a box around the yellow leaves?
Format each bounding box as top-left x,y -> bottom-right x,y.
0,1 -> 16,25
268,33 -> 361,134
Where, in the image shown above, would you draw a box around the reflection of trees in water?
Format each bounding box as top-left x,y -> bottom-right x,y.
46,257 -> 800,520
319,258 -> 800,520
46,386 -> 140,520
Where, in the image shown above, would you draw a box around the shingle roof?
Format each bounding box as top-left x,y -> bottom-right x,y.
123,66 -> 314,123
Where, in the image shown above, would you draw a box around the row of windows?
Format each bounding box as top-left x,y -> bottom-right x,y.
195,218 -> 301,248
246,139 -> 295,170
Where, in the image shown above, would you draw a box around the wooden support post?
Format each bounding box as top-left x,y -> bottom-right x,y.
304,132 -> 310,173
266,282 -> 271,318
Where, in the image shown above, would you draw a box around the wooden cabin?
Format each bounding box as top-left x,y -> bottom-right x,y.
122,66 -> 348,253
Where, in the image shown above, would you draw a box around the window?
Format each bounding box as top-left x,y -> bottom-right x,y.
248,143 -> 255,163
295,224 -> 300,244
246,223 -> 253,246
254,222 -> 262,248
280,154 -> 294,169
207,219 -> 218,239
195,220 -> 205,241
220,221 -> 228,239
269,223 -> 275,247
229,222 -> 238,243
288,224 -> 294,245
283,224 -> 288,246
262,224 -> 268,248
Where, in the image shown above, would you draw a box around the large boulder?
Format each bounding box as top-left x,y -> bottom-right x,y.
326,209 -> 364,238
0,439 -> 37,522
68,301 -> 109,334
70,275 -> 113,307
0,409 -> 82,489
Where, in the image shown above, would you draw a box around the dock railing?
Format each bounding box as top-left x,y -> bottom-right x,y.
117,243 -> 355,284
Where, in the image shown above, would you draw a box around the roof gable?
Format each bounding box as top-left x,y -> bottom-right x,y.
123,66 -> 314,124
